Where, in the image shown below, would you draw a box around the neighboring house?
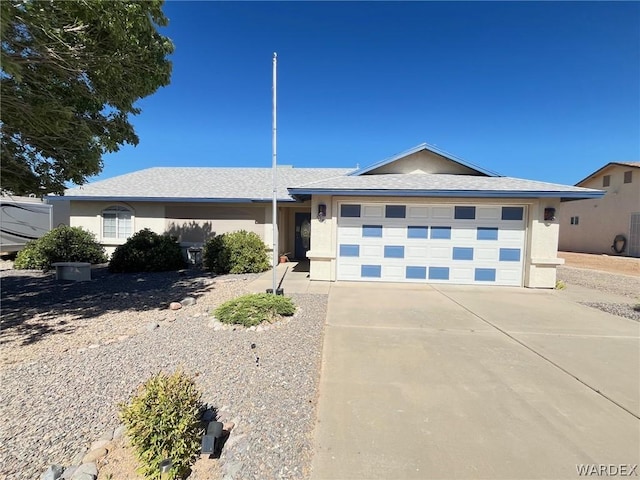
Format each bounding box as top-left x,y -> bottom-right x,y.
47,143 -> 604,287
558,162 -> 640,258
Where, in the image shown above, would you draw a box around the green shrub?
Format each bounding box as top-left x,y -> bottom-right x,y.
13,225 -> 107,270
109,228 -> 185,273
203,230 -> 270,274
120,370 -> 204,480
555,280 -> 566,290
214,293 -> 295,327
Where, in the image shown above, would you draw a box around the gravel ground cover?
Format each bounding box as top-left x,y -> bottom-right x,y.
0,265 -> 327,480
580,302 -> 640,322
557,265 -> 640,321
556,265 -> 639,299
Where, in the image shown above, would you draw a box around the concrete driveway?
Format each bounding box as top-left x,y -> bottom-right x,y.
311,283 -> 640,479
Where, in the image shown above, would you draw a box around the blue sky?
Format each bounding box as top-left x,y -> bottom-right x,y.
97,1 -> 639,186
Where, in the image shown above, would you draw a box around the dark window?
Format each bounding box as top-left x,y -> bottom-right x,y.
385,205 -> 406,218
502,207 -> 524,221
454,206 -> 476,220
570,216 -> 579,225
603,175 -> 611,187
624,171 -> 633,184
341,204 -> 361,217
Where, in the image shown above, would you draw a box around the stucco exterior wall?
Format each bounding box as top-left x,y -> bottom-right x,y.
525,199 -> 564,288
558,165 -> 639,256
308,196 -> 564,288
70,201 -> 165,256
164,204 -> 266,245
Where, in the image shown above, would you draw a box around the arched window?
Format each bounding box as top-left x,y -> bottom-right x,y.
102,205 -> 133,239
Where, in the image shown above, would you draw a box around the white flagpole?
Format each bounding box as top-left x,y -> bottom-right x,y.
271,52 -> 278,294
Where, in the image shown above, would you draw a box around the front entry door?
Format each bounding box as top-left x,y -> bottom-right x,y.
295,212 -> 312,260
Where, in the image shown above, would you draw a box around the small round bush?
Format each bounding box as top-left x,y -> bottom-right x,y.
214,293 -> 296,327
13,225 -> 107,270
120,370 -> 204,479
109,228 -> 185,273
203,230 -> 269,274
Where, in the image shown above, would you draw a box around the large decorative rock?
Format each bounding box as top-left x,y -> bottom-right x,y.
60,466 -> 77,480
71,462 -> 98,479
41,465 -> 64,480
81,447 -> 107,464
169,302 -> 182,310
181,296 -> 197,306
113,425 -> 126,440
89,439 -> 110,451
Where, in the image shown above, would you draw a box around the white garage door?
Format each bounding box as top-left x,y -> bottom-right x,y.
337,203 -> 526,286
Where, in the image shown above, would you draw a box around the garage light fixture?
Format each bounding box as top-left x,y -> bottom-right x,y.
544,207 -> 556,222
318,203 -> 327,222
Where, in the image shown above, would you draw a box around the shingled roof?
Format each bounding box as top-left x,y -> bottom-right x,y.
288,173 -> 604,201
61,167 -> 353,202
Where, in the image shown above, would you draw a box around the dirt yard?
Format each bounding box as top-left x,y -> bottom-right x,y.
558,251 -> 640,276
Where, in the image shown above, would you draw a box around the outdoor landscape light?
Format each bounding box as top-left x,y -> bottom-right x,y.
159,458 -> 172,479
201,421 -> 224,457
544,207 -> 556,222
317,203 -> 327,222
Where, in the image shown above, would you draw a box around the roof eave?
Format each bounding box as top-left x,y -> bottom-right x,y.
287,188 -> 605,202
46,195 -> 298,203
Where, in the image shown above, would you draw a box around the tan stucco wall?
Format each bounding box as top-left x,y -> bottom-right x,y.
69,200 -> 314,262
525,199 -> 564,288
558,165 -> 639,255
307,196 -> 564,288
164,204 -> 266,245
70,201 -> 165,256
371,150 -> 481,175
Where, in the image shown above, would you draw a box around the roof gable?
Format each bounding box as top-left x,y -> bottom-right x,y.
350,143 -> 500,177
576,162 -> 640,186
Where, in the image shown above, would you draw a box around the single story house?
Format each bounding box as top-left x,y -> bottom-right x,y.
558,162 -> 640,258
48,143 -> 604,288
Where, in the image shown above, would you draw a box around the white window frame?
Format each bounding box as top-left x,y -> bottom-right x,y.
101,205 -> 134,241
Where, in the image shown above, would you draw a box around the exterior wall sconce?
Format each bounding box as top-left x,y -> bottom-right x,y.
317,203 -> 327,222
544,207 -> 556,222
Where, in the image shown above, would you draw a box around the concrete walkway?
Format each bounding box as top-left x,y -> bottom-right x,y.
248,261 -> 331,295
311,283 -> 640,479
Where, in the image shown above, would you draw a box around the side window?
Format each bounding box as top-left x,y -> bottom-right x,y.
102,205 -> 133,239
624,171 -> 632,184
602,175 -> 610,187
570,216 -> 579,225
